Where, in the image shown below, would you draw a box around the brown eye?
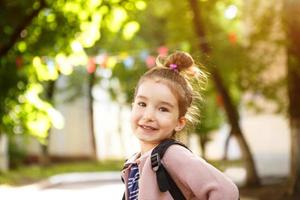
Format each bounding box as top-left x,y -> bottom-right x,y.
159,107 -> 169,112
137,102 -> 146,107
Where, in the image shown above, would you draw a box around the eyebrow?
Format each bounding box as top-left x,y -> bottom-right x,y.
136,95 -> 147,100
160,101 -> 175,108
136,95 -> 175,108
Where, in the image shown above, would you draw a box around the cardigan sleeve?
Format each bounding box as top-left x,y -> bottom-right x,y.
162,145 -> 239,200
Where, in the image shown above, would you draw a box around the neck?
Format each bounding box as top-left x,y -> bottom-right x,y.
140,141 -> 159,155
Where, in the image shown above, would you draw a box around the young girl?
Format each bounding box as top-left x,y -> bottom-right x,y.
121,51 -> 239,200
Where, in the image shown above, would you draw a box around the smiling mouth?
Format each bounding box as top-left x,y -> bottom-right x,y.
139,125 -> 158,131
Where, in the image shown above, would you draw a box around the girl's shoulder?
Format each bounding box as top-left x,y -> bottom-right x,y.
162,145 -> 212,173
162,144 -> 207,166
164,143 -> 196,157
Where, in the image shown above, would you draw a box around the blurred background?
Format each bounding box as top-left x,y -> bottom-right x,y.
0,0 -> 299,199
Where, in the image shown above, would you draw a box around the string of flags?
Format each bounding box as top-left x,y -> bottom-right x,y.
14,38 -> 237,108
85,45 -> 170,74
84,32 -> 238,74
15,31 -> 238,76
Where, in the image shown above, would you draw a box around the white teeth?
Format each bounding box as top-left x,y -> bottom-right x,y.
143,125 -> 151,130
141,125 -> 156,130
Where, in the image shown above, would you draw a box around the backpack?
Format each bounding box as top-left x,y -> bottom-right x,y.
122,139 -> 189,200
122,139 -> 240,200
150,138 -> 189,200
151,139 -> 240,200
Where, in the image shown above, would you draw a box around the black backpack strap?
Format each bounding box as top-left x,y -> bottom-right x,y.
151,139 -> 190,200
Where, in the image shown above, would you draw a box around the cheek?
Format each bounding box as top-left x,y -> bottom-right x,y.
158,114 -> 178,126
130,115 -> 137,132
130,108 -> 140,126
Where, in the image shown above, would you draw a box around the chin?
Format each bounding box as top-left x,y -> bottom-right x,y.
136,134 -> 159,143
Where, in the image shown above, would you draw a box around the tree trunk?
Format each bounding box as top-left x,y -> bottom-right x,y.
212,69 -> 260,186
223,129 -> 233,161
289,120 -> 300,199
284,1 -> 300,198
88,72 -> 97,160
188,0 -> 260,186
40,80 -> 56,166
287,49 -> 300,198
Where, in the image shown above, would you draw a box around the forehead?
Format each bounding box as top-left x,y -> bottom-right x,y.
136,79 -> 178,106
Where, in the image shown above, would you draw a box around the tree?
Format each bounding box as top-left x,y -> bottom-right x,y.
0,0 -> 146,166
187,0 -> 260,186
283,0 -> 300,198
0,0 -> 85,142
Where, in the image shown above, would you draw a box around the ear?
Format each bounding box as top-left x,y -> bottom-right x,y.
175,116 -> 186,132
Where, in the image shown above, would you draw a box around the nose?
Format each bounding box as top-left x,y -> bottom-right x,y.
142,106 -> 155,122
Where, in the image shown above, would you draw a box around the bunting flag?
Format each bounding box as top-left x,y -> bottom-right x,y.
228,32 -> 237,45
145,55 -> 156,68
123,56 -> 134,69
139,50 -> 149,60
157,46 -> 169,57
87,58 -> 96,74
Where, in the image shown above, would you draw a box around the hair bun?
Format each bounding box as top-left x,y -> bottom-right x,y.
164,51 -> 194,72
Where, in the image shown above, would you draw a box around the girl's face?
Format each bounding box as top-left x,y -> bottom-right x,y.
131,79 -> 186,152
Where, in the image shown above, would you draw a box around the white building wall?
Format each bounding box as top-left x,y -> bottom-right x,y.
49,96 -> 92,157
0,134 -> 8,171
204,113 -> 290,177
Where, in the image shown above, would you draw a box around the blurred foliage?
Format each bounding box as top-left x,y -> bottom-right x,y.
238,0 -> 287,113
101,0 -> 288,149
0,0 -> 291,166
108,59 -> 147,103
195,82 -> 225,134
55,67 -> 89,104
0,0 -> 145,142
105,0 -> 243,139
0,60 -> 28,135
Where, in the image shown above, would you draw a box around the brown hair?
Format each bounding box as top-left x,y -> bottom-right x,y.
134,51 -> 207,133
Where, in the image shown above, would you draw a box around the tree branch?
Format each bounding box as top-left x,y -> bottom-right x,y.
0,0 -> 47,58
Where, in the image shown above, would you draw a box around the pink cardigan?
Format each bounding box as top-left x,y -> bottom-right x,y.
121,145 -> 239,200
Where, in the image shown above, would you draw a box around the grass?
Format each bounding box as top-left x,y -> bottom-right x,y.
209,159 -> 243,171
1,158 -> 290,199
0,159 -> 242,186
0,160 -> 124,186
